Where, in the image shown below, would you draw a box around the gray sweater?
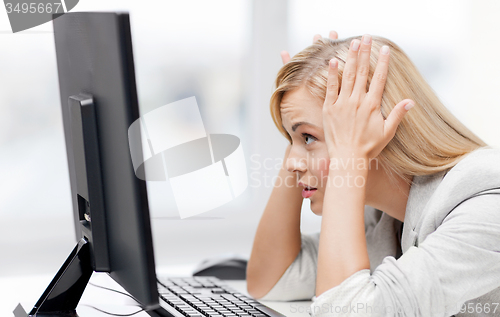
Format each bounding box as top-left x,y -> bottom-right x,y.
259,147 -> 500,316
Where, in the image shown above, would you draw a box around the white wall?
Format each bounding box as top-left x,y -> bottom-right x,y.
0,0 -> 499,279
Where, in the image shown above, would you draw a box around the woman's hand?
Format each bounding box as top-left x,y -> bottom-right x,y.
323,34 -> 414,161
281,30 -> 338,64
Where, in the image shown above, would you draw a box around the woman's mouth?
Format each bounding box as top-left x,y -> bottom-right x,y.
302,187 -> 317,199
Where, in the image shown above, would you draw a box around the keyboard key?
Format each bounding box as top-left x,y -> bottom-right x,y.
216,309 -> 230,313
202,308 -> 216,312
232,310 -> 245,314
255,305 -> 283,317
245,309 -> 261,314
175,304 -> 191,309
200,283 -> 215,287
221,294 -> 239,301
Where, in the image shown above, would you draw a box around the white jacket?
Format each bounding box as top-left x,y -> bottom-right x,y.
259,146 -> 500,317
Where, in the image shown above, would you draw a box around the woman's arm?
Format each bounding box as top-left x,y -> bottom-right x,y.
247,30 -> 340,299
246,144 -> 304,299
318,34 -> 413,296
317,164 -> 370,294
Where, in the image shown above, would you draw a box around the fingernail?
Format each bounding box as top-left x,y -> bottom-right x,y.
352,40 -> 360,51
381,45 -> 390,55
363,35 -> 371,44
404,102 -> 414,111
330,58 -> 337,68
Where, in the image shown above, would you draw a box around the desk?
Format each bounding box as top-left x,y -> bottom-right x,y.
1,266 -> 312,317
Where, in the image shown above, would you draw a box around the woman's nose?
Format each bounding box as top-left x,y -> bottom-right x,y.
286,156 -> 307,173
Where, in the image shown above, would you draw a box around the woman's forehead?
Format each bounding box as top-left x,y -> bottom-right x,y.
281,86 -> 323,109
280,86 -> 323,127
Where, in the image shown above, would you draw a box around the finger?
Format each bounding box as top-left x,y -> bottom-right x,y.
313,34 -> 322,43
352,34 -> 372,100
329,30 -> 338,40
339,39 -> 361,98
281,50 -> 291,64
366,45 -> 390,105
383,99 -> 414,142
324,58 -> 339,106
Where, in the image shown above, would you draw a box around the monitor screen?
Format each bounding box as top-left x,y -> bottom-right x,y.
53,11 -> 160,309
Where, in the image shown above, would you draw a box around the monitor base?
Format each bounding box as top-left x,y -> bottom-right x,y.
28,238 -> 93,317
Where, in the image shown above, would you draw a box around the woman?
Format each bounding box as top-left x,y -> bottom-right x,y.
246,32 -> 500,317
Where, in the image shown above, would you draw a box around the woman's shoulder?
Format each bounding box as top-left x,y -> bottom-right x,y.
438,146 -> 500,194
410,147 -> 500,202
449,146 -> 500,174
412,146 -> 500,240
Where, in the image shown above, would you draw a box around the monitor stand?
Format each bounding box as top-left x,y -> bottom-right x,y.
28,238 -> 93,317
27,93 -> 114,316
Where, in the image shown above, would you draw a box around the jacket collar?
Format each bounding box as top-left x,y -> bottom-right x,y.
401,171 -> 447,252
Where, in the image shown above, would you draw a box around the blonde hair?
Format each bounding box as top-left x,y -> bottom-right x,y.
270,35 -> 489,188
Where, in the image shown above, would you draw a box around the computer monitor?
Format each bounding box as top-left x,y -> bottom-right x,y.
28,12 -> 162,316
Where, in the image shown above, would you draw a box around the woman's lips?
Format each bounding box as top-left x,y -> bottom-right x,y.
302,188 -> 317,199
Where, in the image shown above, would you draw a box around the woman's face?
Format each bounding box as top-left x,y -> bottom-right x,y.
280,86 -> 331,215
280,85 -> 379,216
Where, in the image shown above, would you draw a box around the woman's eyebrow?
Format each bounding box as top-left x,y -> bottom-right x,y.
291,121 -> 318,132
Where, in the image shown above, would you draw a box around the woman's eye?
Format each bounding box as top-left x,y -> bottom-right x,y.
303,133 -> 316,145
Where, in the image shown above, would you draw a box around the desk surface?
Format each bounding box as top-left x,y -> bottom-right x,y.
1,266 -> 312,317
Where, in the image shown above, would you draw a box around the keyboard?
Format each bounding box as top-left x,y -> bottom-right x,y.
157,276 -> 286,317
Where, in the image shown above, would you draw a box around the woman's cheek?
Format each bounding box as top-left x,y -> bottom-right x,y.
320,157 -> 330,173
319,157 -> 330,185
